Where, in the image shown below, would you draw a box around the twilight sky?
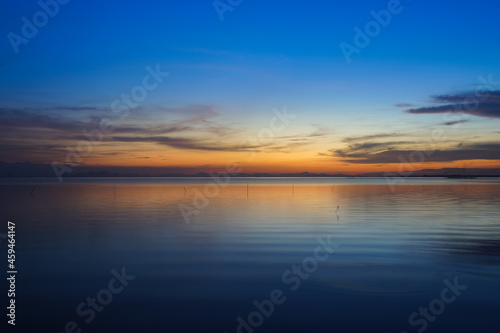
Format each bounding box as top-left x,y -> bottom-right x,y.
1,0 -> 499,175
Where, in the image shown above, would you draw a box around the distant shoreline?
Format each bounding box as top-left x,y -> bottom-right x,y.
1,175 -> 499,179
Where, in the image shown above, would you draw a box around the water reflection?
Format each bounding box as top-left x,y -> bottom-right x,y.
0,182 -> 498,332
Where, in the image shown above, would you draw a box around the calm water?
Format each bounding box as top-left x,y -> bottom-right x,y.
1,178 -> 499,332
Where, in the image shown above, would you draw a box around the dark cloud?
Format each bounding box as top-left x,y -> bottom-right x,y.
329,142 -> 500,164
433,91 -> 500,103
0,104 -> 234,162
111,136 -> 260,152
319,141 -> 411,158
406,91 -> 500,118
111,131 -> 308,153
0,104 -> 220,133
441,119 -> 470,126
0,105 -> 225,135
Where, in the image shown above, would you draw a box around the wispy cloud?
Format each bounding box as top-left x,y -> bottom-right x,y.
342,133 -> 400,143
0,105 -> 222,134
0,108 -> 108,136
441,119 -> 470,126
308,124 -> 331,138
0,104 -> 237,162
319,140 -> 412,158
111,136 -> 260,152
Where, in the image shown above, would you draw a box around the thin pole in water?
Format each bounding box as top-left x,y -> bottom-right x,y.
247,184 -> 249,198
31,185 -> 37,197
114,184 -> 116,200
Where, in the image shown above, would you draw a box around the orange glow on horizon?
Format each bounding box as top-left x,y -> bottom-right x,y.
78,156 -> 500,175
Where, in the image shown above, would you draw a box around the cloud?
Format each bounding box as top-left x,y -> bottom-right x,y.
111,136 -> 260,152
342,133 -> 400,143
0,102 -> 308,164
406,91 -> 500,118
0,104 -> 226,137
0,104 -> 236,163
441,119 -> 470,126
262,140 -> 314,153
394,103 -> 414,108
330,142 -> 500,164
319,141 -> 412,158
433,91 -> 500,103
277,124 -> 332,140
0,108 -> 96,132
307,124 -> 331,138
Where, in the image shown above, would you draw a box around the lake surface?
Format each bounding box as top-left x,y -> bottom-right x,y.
1,178 -> 499,332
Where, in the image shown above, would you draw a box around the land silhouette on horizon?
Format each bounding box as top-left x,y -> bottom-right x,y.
1,161 -> 499,178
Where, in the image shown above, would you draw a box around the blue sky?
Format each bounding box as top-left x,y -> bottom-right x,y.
0,0 -> 499,174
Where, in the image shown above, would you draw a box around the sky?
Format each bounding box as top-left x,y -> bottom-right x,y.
0,0 -> 499,175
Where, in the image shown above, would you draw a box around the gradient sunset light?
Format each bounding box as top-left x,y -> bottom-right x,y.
1,0 -> 499,176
